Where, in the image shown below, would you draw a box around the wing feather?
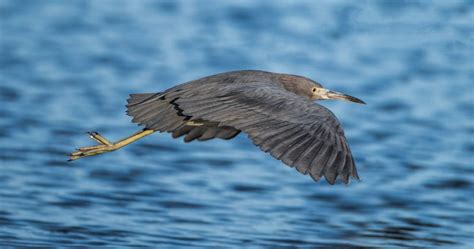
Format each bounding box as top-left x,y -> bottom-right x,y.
174,85 -> 358,184
294,140 -> 323,174
128,81 -> 359,184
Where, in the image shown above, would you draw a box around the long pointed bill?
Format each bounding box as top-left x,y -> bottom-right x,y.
325,89 -> 366,104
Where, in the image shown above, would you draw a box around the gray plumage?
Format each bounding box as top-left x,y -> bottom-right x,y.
126,70 -> 362,185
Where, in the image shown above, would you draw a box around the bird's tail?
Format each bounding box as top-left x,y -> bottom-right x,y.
126,93 -> 166,128
126,93 -> 161,107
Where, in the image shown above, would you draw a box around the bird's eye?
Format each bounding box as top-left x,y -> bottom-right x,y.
312,87 -> 317,93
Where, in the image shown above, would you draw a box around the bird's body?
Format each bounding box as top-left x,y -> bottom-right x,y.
70,70 -> 365,185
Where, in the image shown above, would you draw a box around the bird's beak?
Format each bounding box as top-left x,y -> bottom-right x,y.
320,89 -> 366,104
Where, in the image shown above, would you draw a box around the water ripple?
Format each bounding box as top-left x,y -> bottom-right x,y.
0,0 -> 473,247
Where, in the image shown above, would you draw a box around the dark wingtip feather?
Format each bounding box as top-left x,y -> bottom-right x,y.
324,174 -> 337,185
323,165 -> 338,185
309,173 -> 322,182
351,169 -> 361,181
349,156 -> 360,180
340,172 -> 350,184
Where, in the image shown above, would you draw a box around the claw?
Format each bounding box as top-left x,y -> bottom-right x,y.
87,131 -> 113,146
88,132 -> 95,139
87,131 -> 98,137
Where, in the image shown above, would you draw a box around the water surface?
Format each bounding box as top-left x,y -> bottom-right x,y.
0,0 -> 473,247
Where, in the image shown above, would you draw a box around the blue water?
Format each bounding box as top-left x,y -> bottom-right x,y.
1,0 -> 473,247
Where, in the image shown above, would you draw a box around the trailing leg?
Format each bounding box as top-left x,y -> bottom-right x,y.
68,129 -> 155,161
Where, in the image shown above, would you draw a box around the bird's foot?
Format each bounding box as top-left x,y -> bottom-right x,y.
68,132 -> 117,161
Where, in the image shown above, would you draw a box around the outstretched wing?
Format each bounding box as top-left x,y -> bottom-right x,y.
175,84 -> 359,184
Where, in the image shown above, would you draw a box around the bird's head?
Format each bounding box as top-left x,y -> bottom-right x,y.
279,74 -> 366,104
310,85 -> 366,104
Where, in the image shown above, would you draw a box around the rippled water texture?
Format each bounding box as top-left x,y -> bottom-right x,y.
1,0 -> 473,247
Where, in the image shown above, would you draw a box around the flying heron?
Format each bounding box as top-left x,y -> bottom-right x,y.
69,70 -> 365,184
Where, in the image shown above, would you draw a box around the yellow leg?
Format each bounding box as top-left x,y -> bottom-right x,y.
68,129 -> 155,161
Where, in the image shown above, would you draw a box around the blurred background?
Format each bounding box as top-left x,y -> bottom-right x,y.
0,0 -> 473,247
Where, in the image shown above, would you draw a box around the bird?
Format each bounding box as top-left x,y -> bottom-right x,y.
69,70 -> 365,185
